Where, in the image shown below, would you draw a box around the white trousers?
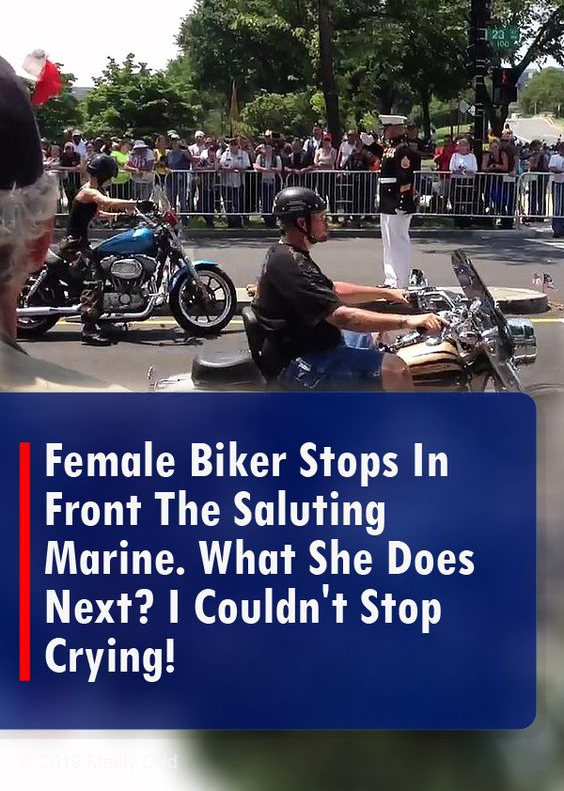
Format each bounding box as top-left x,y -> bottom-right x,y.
380,212 -> 413,288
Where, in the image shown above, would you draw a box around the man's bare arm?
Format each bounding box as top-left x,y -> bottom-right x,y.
333,281 -> 409,305
326,305 -> 445,333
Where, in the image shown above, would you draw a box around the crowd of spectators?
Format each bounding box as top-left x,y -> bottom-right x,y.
41,122 -> 564,232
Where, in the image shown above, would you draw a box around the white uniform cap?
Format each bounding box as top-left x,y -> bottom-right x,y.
379,115 -> 407,125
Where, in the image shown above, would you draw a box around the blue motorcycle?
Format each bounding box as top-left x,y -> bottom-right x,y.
17,203 -> 237,338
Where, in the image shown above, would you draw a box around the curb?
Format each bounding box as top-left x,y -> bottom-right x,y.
234,286 -> 547,317
53,226 -> 538,243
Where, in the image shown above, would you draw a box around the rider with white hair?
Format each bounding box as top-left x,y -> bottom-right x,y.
0,56 -> 123,390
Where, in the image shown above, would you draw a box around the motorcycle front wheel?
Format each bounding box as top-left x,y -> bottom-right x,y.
169,265 -> 237,336
16,276 -> 62,339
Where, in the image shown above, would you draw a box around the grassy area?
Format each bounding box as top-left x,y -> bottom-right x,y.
434,124 -> 472,143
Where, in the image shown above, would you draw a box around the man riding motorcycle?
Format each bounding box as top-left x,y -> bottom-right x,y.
252,186 -> 445,391
59,153 -> 138,346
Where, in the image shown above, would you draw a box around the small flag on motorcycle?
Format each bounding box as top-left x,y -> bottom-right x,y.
532,273 -> 542,288
543,273 -> 556,291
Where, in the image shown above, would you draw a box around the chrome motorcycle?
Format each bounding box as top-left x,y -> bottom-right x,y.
154,250 -> 537,393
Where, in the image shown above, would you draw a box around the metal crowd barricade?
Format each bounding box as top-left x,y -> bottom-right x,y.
517,171 -> 564,223
160,169 -> 381,221
414,170 -> 519,223
52,163 -> 564,230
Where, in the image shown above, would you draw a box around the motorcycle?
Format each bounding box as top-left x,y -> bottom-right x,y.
16,201 -> 237,338
153,250 -> 537,393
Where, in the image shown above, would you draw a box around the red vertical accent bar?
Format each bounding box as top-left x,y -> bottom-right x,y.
19,442 -> 31,682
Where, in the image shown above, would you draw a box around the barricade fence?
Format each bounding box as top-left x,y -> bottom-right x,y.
50,168 -> 564,223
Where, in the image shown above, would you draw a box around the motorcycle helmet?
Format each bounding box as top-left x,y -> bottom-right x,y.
272,186 -> 327,243
87,153 -> 118,184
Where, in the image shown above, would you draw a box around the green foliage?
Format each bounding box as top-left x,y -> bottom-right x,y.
80,55 -> 200,139
519,67 -> 564,115
239,92 -> 319,137
34,67 -> 82,141
176,0 -> 315,103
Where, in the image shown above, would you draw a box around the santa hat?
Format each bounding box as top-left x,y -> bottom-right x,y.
0,56 -> 44,190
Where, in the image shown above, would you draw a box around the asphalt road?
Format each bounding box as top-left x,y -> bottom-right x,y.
510,115 -> 563,145
20,232 -> 564,391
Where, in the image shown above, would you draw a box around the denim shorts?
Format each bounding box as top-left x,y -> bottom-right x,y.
278,331 -> 384,390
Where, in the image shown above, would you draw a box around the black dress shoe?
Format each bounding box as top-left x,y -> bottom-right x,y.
81,328 -> 112,347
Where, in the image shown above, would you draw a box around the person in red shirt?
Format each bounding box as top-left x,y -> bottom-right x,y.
432,135 -> 457,213
433,135 -> 456,171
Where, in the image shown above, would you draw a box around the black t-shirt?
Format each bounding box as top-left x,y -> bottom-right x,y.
253,243 -> 343,371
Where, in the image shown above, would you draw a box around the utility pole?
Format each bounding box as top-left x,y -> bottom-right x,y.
469,0 -> 491,161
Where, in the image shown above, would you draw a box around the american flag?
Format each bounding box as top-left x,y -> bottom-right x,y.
543,273 -> 556,290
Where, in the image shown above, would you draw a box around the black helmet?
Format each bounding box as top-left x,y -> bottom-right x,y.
87,153 -> 118,183
272,187 -> 327,243
273,187 -> 326,220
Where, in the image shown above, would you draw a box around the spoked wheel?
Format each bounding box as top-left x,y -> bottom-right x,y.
16,276 -> 62,338
169,265 -> 237,336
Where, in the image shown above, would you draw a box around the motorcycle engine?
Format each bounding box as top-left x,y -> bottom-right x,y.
99,255 -> 157,313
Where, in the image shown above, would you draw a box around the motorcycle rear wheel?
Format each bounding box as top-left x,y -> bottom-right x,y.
169,265 -> 237,336
16,277 -> 62,339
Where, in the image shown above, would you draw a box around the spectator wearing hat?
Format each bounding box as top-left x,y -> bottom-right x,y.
126,139 -> 155,201
378,115 -> 421,288
197,138 -> 221,228
188,131 -> 207,216
71,129 -> 87,159
254,137 -> 283,227
302,121 -> 325,166
164,134 -> 192,220
219,137 -> 251,228
314,132 -> 337,217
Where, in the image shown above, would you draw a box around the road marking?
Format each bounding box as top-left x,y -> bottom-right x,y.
531,239 -> 564,250
59,317 -> 245,327
58,317 -> 564,327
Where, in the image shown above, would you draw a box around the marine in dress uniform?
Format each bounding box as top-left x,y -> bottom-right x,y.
378,115 -> 421,288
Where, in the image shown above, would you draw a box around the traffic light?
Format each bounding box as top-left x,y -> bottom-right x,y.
492,67 -> 518,106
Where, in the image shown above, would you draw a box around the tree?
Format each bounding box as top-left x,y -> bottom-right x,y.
239,92 -> 319,137
80,55 -> 200,139
519,67 -> 564,116
485,0 -> 564,133
175,0 -> 315,106
34,67 -> 82,141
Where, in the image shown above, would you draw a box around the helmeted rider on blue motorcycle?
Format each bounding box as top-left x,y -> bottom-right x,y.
59,153 -> 140,346
252,186 -> 445,391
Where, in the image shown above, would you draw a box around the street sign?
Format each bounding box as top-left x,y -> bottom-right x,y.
459,99 -> 471,114
485,27 -> 520,49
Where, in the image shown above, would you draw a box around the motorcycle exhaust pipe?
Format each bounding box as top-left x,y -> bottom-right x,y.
17,297 -> 161,322
17,304 -> 80,317
98,297 -> 160,323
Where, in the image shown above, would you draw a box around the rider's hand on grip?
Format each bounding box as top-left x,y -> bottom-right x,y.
406,313 -> 447,333
136,200 -> 155,215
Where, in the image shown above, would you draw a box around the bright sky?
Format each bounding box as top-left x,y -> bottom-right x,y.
1,1 -> 196,85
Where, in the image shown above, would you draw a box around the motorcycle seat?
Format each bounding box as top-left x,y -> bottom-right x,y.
192,350 -> 266,388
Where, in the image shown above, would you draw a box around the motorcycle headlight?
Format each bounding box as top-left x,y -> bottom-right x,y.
507,318 -> 537,365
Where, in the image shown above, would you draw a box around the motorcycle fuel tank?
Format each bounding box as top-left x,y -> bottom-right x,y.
95,227 -> 157,257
